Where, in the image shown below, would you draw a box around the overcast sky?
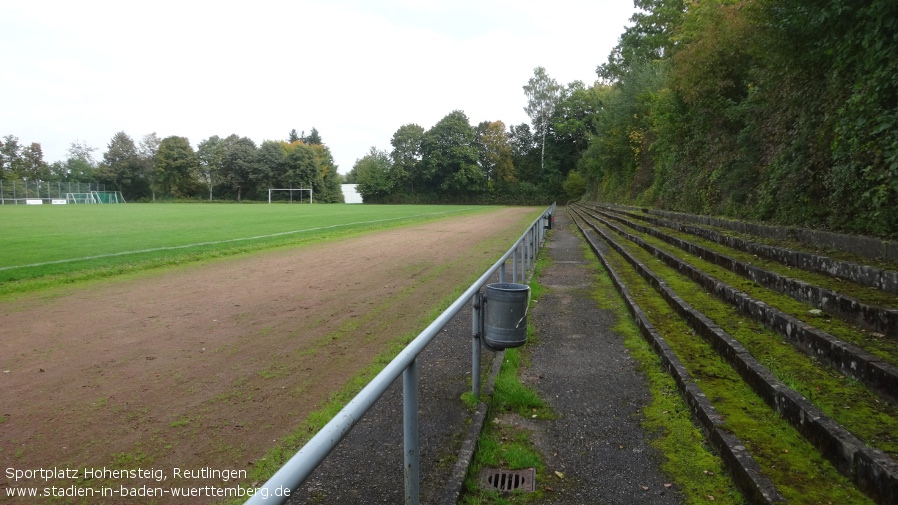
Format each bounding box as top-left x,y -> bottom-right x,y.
1,0 -> 635,174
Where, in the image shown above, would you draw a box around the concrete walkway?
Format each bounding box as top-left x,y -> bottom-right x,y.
286,208 -> 679,504
517,209 -> 681,504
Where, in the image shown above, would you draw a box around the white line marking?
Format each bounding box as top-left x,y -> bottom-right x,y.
1,207 -> 480,272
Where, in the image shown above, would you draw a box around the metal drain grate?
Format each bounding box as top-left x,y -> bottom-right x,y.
481,468 -> 535,493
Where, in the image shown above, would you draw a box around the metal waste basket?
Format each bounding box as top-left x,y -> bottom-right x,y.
483,282 -> 530,350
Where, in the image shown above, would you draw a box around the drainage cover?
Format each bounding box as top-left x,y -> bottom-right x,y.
481,468 -> 535,493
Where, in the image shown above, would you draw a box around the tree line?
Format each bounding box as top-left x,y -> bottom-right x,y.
565,0 -> 898,238
348,0 -> 896,235
343,67 -> 588,205
0,128 -> 344,203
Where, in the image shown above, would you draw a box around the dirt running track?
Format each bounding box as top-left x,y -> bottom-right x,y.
0,207 -> 537,503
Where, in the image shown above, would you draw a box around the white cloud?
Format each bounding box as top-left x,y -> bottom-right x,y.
0,0 -> 634,173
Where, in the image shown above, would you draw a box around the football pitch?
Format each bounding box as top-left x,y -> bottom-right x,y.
0,203 -> 489,289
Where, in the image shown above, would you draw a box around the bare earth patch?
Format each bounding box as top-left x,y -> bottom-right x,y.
0,207 -> 537,503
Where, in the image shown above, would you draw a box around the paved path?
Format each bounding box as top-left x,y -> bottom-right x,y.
286,208 -> 680,504
519,209 -> 681,504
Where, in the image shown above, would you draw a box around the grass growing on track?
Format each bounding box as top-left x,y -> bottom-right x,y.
0,203 -> 487,297
587,218 -> 870,504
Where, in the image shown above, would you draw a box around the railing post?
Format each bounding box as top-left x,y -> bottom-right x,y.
403,359 -> 420,505
471,292 -> 482,397
512,243 -> 519,283
527,228 -> 533,271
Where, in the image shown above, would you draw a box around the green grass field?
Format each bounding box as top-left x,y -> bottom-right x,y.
0,203 -> 491,294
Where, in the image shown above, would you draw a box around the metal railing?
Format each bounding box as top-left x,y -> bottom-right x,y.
246,203 -> 556,505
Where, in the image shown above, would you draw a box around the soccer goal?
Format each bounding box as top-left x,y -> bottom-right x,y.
269,188 -> 313,204
66,193 -> 97,204
92,191 -> 126,203
66,191 -> 126,203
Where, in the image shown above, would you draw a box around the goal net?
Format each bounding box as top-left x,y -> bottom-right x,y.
66,193 -> 97,204
91,191 -> 126,203
269,188 -> 313,204
65,191 -> 126,204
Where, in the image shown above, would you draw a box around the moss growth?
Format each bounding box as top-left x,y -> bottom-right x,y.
609,211 -> 898,322
590,219 -> 872,504
581,239 -> 743,505
599,218 -> 898,456
604,214 -> 898,368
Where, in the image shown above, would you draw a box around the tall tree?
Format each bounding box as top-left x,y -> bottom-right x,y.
196,135 -> 226,201
154,136 -> 198,198
138,133 -> 162,200
99,131 -> 143,197
475,120 -> 515,183
220,135 -> 258,201
303,127 -> 322,145
597,0 -> 686,82
20,143 -> 50,181
421,110 -> 483,192
1,135 -> 23,179
354,147 -> 393,201
390,123 -> 425,194
507,123 -> 539,184
256,140 -> 288,190
523,67 -> 561,174
310,143 -> 343,202
288,129 -> 300,143
283,141 -> 317,193
56,140 -> 98,181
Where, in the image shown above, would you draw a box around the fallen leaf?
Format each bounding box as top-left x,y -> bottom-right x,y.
544,486 -> 554,492
664,483 -> 673,488
707,495 -> 715,501
641,485 -> 649,491
554,471 -> 564,479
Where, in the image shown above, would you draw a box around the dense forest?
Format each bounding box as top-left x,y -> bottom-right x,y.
0,128 -> 345,203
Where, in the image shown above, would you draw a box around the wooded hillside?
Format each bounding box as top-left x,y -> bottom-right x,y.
576,0 -> 897,238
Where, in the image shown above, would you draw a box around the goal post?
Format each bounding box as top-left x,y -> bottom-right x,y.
66,193 -> 97,204
268,188 -> 313,204
66,191 -> 125,203
91,191 -> 126,203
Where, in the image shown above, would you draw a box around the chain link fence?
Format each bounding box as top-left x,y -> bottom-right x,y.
0,180 -> 106,204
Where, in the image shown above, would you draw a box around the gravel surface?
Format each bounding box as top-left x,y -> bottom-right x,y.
519,210 -> 682,504
285,209 -> 681,504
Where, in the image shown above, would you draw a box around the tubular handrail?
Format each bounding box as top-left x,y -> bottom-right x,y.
245,203 -> 555,504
